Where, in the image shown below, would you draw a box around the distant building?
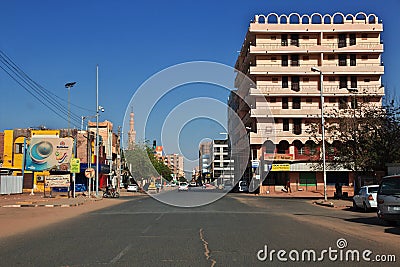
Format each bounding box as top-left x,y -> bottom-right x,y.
211,139 -> 234,185
163,153 -> 184,179
127,111 -> 136,150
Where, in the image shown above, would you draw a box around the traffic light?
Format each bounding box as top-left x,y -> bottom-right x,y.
153,140 -> 156,150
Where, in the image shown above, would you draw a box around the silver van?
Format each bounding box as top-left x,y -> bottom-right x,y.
377,175 -> 400,225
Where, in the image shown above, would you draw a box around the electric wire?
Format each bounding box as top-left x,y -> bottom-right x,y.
0,50 -> 92,128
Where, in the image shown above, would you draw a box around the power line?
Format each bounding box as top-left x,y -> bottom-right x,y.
0,50 -> 92,127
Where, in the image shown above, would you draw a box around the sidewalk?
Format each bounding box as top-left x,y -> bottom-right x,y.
0,192 -> 102,208
260,190 -> 353,209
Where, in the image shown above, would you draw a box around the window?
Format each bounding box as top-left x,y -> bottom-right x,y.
328,55 -> 335,61
271,57 -> 277,62
293,119 -> 302,135
291,55 -> 299,66
272,77 -> 278,83
350,54 -> 356,66
306,98 -> 312,104
283,119 -> 289,131
281,55 -> 288,66
339,76 -> 347,89
291,34 -> 299,46
327,35 -> 334,40
303,56 -> 309,61
329,77 -> 335,82
339,54 -> 347,66
292,97 -> 301,109
338,34 -> 347,48
364,78 -> 371,83
271,36 -> 277,40
303,35 -> 309,40
282,97 -> 289,109
349,34 -> 356,46
270,97 -> 276,103
339,97 -> 348,109
351,76 -> 357,88
361,33 -> 368,40
329,97 -> 337,103
303,78 -> 309,83
282,76 -> 288,88
361,55 -> 368,60
281,34 -> 288,46
291,76 -> 300,91
14,143 -> 24,154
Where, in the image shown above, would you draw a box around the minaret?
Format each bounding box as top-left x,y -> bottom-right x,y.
127,109 -> 136,150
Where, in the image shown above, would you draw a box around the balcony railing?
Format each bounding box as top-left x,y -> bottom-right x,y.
252,85 -> 384,95
251,42 -> 382,52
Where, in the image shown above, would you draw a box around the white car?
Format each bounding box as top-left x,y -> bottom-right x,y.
353,185 -> 379,212
127,184 -> 139,192
178,182 -> 189,191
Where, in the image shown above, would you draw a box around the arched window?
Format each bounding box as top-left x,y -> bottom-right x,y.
311,13 -> 322,24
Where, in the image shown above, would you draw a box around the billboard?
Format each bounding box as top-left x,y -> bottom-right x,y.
25,136 -> 73,171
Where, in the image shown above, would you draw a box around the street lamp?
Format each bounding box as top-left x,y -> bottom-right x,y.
65,82 -> 76,136
311,67 -> 327,201
94,65 -> 104,197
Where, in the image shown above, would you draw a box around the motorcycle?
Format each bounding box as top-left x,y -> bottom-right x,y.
103,185 -> 120,198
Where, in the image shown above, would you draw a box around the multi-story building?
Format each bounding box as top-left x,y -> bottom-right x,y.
231,12 -> 384,194
163,153 -> 184,179
198,141 -> 212,182
211,139 -> 234,185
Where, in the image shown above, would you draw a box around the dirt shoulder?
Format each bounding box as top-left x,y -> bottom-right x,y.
0,195 -> 143,239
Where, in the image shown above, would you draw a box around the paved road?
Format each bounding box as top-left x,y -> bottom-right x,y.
0,193 -> 399,266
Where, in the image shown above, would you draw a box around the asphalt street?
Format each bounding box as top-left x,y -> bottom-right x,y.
0,190 -> 399,266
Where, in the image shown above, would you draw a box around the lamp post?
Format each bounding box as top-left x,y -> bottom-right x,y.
311,67 -> 327,201
65,82 -> 77,136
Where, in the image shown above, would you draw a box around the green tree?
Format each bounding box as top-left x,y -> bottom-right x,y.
124,143 -> 173,181
307,98 -> 400,175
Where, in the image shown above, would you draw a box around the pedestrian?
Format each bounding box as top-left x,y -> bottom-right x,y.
286,179 -> 291,193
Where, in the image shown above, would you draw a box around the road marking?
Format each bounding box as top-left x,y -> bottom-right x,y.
142,225 -> 151,234
110,244 -> 131,263
155,213 -> 164,221
199,228 -> 216,267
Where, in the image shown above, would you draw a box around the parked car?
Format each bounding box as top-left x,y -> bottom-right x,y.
352,185 -> 379,212
189,181 -> 197,187
377,175 -> 400,225
178,182 -> 189,191
127,184 -> 139,192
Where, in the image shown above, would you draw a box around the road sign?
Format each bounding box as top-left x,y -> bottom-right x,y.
85,168 -> 95,179
70,158 -> 80,173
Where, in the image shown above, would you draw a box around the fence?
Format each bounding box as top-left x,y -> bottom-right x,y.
0,175 -> 23,194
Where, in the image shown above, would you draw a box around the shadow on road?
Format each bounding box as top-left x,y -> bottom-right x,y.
385,227 -> 400,235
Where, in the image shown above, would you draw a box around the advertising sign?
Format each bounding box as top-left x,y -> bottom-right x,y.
45,174 -> 70,187
25,136 -> 73,171
271,164 -> 291,171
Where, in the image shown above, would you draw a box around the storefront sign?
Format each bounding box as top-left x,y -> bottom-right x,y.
264,153 -> 293,160
45,174 -> 70,187
271,164 -> 290,171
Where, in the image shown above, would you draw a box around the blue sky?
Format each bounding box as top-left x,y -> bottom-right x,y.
1,0 -> 399,171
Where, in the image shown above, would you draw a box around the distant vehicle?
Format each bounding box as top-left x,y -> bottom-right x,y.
189,181 -> 197,187
178,182 -> 189,191
377,175 -> 400,225
238,181 -> 249,192
223,180 -> 233,192
127,184 -> 139,192
352,185 -> 379,212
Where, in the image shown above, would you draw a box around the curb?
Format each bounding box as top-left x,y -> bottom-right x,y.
313,201 -> 335,207
2,202 -> 85,208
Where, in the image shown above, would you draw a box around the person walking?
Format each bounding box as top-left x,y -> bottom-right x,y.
286,179 -> 292,193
